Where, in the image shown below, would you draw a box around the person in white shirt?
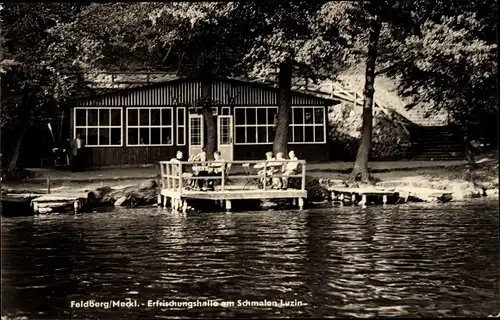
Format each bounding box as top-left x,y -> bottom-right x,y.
70,134 -> 85,172
189,147 -> 207,163
282,150 -> 299,189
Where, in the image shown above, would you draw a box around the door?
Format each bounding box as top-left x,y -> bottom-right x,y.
189,114 -> 204,159
217,115 -> 233,161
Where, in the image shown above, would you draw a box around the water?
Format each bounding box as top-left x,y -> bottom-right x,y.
2,199 -> 499,319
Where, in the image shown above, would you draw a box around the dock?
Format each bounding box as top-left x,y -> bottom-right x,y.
158,159 -> 308,212
329,187 -> 400,206
31,192 -> 91,214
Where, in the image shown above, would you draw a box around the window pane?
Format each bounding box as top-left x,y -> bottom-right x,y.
99,109 -> 110,126
139,128 -> 149,144
88,109 -> 98,126
75,128 -> 86,141
222,107 -> 230,115
235,127 -> 245,143
304,108 -> 313,124
99,128 -> 110,145
305,126 -> 314,142
111,128 -> 121,145
257,108 -> 267,124
177,108 -> 185,126
235,109 -> 245,125
161,128 -> 172,145
75,109 -> 86,126
161,108 -> 172,126
151,109 -> 161,125
246,127 -> 256,143
88,128 -> 98,145
111,109 -> 121,126
314,108 -> 324,124
267,126 -> 275,142
293,126 -> 304,143
140,109 -> 149,126
128,109 -> 138,126
128,128 -> 138,145
315,126 -> 325,142
177,127 -> 185,145
293,108 -> 303,125
267,108 -> 278,125
246,108 -> 256,125
257,126 -> 267,143
151,127 -> 161,145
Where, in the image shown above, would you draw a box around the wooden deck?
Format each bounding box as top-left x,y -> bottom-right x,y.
31,192 -> 90,214
328,187 -> 400,206
158,159 -> 308,212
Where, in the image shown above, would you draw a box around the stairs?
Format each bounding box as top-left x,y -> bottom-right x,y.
412,126 -> 465,161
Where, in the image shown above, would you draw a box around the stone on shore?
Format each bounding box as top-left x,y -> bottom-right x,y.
138,179 -> 158,191
114,196 -> 128,206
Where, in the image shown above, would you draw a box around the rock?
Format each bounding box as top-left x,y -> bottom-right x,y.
138,179 -> 157,191
485,189 -> 499,197
114,196 -> 128,206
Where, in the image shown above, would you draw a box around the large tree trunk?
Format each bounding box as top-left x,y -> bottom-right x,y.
6,88 -> 34,173
463,122 -> 475,168
201,80 -> 217,161
350,19 -> 382,184
273,60 -> 293,156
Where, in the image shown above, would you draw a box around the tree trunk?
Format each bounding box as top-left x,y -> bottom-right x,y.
6,89 -> 34,174
463,122 -> 475,168
201,80 -> 216,161
273,60 -> 293,156
350,19 -> 382,184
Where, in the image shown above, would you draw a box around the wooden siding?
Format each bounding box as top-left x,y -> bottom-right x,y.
75,79 -> 331,107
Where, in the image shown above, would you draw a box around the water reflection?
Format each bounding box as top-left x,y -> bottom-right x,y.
1,199 -> 499,318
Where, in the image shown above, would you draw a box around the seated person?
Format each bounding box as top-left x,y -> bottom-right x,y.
269,152 -> 286,189
282,150 -> 299,189
169,150 -> 187,188
189,148 -> 209,189
254,151 -> 276,186
205,151 -> 225,190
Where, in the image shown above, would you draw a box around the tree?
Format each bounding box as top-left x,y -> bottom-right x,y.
0,3 -> 89,174
241,1 -> 347,156
387,11 -> 497,167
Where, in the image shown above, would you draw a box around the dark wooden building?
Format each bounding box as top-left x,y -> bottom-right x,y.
69,77 -> 339,167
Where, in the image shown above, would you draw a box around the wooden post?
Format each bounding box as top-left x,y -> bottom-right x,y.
33,202 -> 39,214
73,200 -> 79,214
166,163 -> 171,190
221,162 -> 225,191
263,162 -> 267,190
160,163 -> 165,189
331,191 -> 336,202
382,195 -> 387,205
359,194 -> 367,206
339,193 -> 344,206
298,197 -> 304,210
178,163 -> 183,195
163,195 -> 167,208
182,200 -> 188,214
47,177 -> 51,194
225,199 -> 232,212
351,194 -> 356,205
301,162 -> 306,191
157,194 -> 162,207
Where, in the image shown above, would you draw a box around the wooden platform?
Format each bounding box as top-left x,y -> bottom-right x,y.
161,188 -> 307,200
328,187 -> 400,206
31,192 -> 90,214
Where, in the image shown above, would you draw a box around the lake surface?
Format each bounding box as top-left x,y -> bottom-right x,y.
2,199 -> 499,319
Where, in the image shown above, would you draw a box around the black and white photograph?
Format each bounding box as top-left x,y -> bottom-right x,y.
1,1 -> 498,318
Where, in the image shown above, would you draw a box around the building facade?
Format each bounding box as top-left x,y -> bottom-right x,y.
70,77 -> 339,167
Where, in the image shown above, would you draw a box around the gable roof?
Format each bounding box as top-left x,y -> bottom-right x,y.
71,76 -> 340,107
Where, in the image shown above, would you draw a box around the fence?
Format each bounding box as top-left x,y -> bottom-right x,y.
159,159 -> 307,196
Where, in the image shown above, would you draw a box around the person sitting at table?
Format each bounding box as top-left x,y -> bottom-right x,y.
253,151 -> 277,187
203,151 -> 224,190
189,147 -> 207,163
270,152 -> 286,189
282,150 -> 299,189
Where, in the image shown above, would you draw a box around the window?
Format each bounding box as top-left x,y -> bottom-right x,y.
74,107 -> 122,147
221,107 -> 231,115
234,107 -> 277,144
177,107 -> 186,146
126,107 -> 173,146
290,107 -> 326,143
189,115 -> 203,146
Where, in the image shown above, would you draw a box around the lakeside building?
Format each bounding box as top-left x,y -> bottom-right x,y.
68,77 -> 339,167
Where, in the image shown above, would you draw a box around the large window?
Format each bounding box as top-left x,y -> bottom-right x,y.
234,107 -> 277,144
126,107 -> 173,146
290,106 -> 326,143
74,107 -> 122,147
